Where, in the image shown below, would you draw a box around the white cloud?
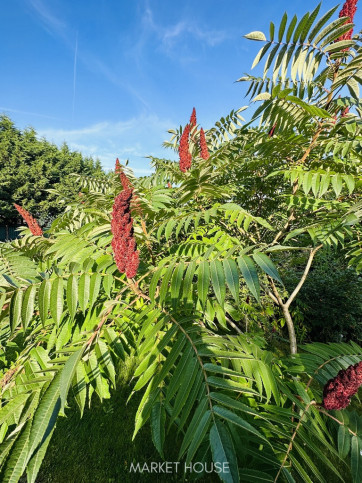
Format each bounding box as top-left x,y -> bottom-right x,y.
27,0 -> 66,36
37,113 -> 176,173
162,21 -> 227,48
138,3 -> 228,59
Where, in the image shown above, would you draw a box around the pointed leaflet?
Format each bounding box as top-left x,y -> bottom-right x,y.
253,252 -> 283,285
95,339 -> 116,387
27,372 -> 61,460
50,277 -> 64,327
78,273 -> 90,313
21,285 -> 36,331
169,357 -> 199,426
337,425 -> 350,460
186,410 -> 212,463
197,260 -> 210,307
251,43 -> 272,70
149,266 -> 166,302
60,346 -> 86,412
343,175 -> 355,195
0,433 -> 17,469
237,255 -> 260,301
2,420 -> 31,483
256,360 -> 280,404
10,289 -> 23,333
159,261 -> 176,305
178,371 -> 203,431
351,436 -> 362,483
150,401 -> 166,458
278,12 -> 288,42
26,427 -> 55,483
179,399 -> 208,458
213,405 -> 268,444
165,346 -> 193,404
88,273 -> 102,310
209,420 -> 239,483
303,172 -> 313,195
308,5 -> 338,42
299,3 -> 321,43
73,362 -> 87,418
311,173 -> 320,198
182,260 -> 196,303
286,14 -> 297,42
223,259 -> 239,304
66,274 -> 78,319
293,12 -> 310,44
210,259 -> 226,307
102,273 -> 113,297
331,174 -> 342,197
0,393 -> 30,426
171,261 -> 185,309
314,17 -> 349,45
269,22 -> 275,41
38,279 -> 51,325
319,173 -> 330,197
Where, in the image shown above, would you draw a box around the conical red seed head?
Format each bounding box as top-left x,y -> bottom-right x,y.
14,204 -> 43,236
111,190 -> 139,278
199,128 -> 210,160
322,361 -> 362,410
337,0 -> 358,43
189,108 -> 197,128
115,158 -> 121,173
179,124 -> 192,172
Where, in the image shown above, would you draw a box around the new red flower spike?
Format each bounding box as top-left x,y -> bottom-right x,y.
199,128 -> 210,160
322,361 -> 362,410
14,204 -> 43,236
341,106 -> 350,117
268,123 -> 277,137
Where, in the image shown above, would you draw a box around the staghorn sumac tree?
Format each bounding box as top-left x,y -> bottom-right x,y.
0,2 -> 361,482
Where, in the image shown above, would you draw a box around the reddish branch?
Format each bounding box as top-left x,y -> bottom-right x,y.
14,204 -> 43,236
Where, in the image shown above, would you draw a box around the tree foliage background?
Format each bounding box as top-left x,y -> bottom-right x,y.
0,115 -> 105,226
0,2 -> 361,482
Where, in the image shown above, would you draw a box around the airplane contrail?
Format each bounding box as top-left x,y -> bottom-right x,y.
72,31 -> 78,120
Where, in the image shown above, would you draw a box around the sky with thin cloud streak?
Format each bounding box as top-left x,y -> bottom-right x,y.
1,0 -> 360,174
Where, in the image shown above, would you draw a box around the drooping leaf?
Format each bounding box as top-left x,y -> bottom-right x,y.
237,255 -> 260,301
209,420 -> 239,483
50,278 -> 64,327
253,252 -> 283,285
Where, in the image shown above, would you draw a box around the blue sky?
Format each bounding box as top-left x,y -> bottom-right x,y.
1,0 -> 360,174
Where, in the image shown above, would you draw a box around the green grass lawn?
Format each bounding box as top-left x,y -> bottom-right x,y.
36,363 -> 211,483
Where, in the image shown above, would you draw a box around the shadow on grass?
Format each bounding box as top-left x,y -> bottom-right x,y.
36,366 -> 213,483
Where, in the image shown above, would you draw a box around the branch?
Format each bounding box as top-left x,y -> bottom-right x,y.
284,244 -> 322,309
274,401 -> 316,482
318,408 -> 358,437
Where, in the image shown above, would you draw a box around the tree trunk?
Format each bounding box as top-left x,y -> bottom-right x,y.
281,305 -> 297,355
